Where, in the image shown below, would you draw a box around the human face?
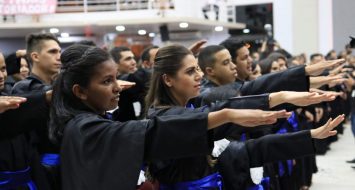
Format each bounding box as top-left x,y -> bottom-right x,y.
80,60 -> 121,114
13,58 -> 29,81
310,55 -> 324,65
148,48 -> 158,66
277,58 -> 287,71
35,40 -> 61,75
270,61 -> 280,73
249,64 -> 261,80
167,54 -> 203,106
235,46 -> 252,80
117,51 -> 137,75
0,53 -> 7,90
209,49 -> 237,85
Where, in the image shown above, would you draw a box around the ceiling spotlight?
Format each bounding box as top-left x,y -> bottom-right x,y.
179,22 -> 189,28
50,28 -> 59,34
115,25 -> 125,32
61,33 -> 70,38
214,26 -> 223,32
243,29 -> 250,34
138,30 -> 147,35
149,33 -> 155,37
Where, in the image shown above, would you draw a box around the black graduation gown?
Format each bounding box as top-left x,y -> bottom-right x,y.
113,68 -> 151,121
197,65 -> 309,107
0,92 -> 51,190
11,74 -> 56,154
146,96 -> 272,185
11,74 -> 59,189
218,130 -> 315,190
60,111 -> 212,190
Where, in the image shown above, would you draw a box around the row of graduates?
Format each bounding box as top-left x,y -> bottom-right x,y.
0,33 -> 351,190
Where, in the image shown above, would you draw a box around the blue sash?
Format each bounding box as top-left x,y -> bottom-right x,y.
246,177 -> 270,190
0,167 -> 37,190
41,153 -> 60,166
159,172 -> 223,190
276,123 -> 293,177
288,112 -> 299,132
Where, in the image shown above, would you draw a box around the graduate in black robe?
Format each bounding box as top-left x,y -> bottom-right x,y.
0,91 -> 52,190
143,45 -> 344,190
49,44 -> 292,190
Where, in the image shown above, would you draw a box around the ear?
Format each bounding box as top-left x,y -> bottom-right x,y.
72,84 -> 88,100
162,74 -> 173,87
30,52 -> 39,63
142,60 -> 150,68
205,66 -> 215,76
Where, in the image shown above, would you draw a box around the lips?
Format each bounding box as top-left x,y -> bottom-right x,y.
113,94 -> 120,101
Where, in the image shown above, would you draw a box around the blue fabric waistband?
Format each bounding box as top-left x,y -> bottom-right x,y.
159,172 -> 222,190
41,153 -> 60,166
246,177 -> 270,190
0,166 -> 37,190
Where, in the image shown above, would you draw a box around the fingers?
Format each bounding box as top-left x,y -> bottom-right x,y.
0,96 -> 27,113
328,114 -> 345,130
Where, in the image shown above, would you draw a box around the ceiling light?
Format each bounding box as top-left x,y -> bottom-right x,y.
138,30 -> 146,35
61,33 -> 70,38
214,26 -> 223,32
149,33 -> 155,37
243,29 -> 250,34
179,22 -> 189,28
50,28 -> 59,34
115,25 -> 125,32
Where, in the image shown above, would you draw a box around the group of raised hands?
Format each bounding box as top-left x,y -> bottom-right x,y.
0,47 -> 349,141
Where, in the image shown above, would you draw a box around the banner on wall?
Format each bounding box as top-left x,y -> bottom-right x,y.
0,0 -> 57,15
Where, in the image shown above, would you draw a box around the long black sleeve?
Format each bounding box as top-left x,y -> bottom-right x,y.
144,112 -> 210,161
240,65 -> 310,95
0,92 -> 49,139
246,130 -> 315,167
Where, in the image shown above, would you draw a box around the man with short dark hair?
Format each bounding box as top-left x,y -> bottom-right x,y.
11,33 -> 61,190
220,38 -> 253,81
310,53 -> 324,65
140,45 -> 159,70
110,46 -> 151,121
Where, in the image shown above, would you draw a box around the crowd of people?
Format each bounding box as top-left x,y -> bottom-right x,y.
0,33 -> 354,190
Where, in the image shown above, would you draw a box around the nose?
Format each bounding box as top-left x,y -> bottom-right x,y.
114,80 -> 122,93
230,62 -> 237,70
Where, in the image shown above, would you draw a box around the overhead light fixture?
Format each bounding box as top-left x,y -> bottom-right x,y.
115,25 -> 125,32
50,28 -> 59,34
138,30 -> 147,35
61,33 -> 70,38
243,29 -> 250,34
214,26 -> 223,32
149,32 -> 155,37
179,22 -> 189,28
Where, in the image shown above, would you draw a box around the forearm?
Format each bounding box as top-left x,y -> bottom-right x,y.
208,109 -> 231,130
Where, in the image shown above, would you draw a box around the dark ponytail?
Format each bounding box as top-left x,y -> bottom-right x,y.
49,44 -> 111,144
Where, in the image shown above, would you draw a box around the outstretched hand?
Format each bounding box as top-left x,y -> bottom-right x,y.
305,59 -> 345,76
228,109 -> 292,127
283,91 -> 336,107
117,80 -> 136,91
310,114 -> 345,139
0,96 -> 27,113
188,40 -> 207,56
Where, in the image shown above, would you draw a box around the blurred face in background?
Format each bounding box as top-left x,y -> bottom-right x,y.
235,46 -> 253,80
13,58 -> 30,81
0,53 -> 7,91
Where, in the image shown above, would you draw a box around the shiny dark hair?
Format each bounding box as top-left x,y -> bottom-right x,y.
140,45 -> 159,62
198,45 -> 226,73
26,33 -> 59,62
49,44 -> 111,143
109,46 -> 131,64
145,45 -> 192,111
220,37 -> 247,62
